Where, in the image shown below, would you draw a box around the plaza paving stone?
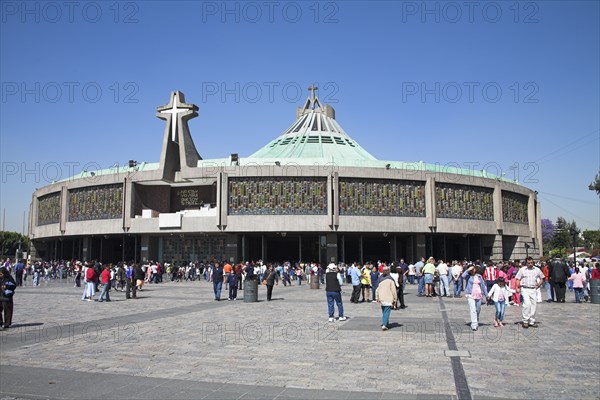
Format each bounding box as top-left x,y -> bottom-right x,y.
1,278 -> 598,400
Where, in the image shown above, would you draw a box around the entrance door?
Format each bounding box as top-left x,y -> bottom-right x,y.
266,236 -> 299,263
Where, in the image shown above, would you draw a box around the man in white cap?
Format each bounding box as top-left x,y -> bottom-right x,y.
325,262 -> 346,322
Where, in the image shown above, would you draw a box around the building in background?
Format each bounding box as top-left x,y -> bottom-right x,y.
29,88 -> 542,264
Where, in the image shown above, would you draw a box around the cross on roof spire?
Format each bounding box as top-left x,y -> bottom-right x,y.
308,83 -> 318,106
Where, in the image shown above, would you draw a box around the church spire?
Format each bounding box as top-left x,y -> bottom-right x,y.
156,91 -> 201,181
297,82 -> 334,119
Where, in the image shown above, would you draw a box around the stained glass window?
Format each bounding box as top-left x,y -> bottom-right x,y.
339,178 -> 425,217
502,191 -> 529,224
37,192 -> 61,226
228,177 -> 327,215
68,184 -> 123,221
436,183 -> 494,220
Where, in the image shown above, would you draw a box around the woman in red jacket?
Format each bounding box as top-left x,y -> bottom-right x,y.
591,263 -> 600,280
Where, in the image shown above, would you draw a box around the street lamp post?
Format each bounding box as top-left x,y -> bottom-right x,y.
524,243 -> 530,259
570,228 -> 579,265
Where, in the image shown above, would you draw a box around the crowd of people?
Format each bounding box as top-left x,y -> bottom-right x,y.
1,255 -> 599,332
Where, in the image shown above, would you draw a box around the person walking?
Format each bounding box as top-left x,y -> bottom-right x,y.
211,262 -> 224,301
568,267 -> 587,303
360,264 -> 371,302
349,263 -> 362,304
548,258 -> 570,303
325,263 -> 346,322
452,262 -> 463,297
0,267 -> 17,329
223,262 -> 232,290
125,263 -> 136,299
515,257 -> 546,328
134,264 -> 145,292
436,260 -> 450,297
74,261 -> 82,288
98,265 -> 111,302
486,277 -> 515,327
390,264 -> 407,309
542,261 -> 553,302
462,265 -> 488,331
370,265 -> 380,302
376,266 -> 397,331
415,257 -> 425,296
483,263 -> 498,305
263,264 -> 278,301
228,272 -> 239,301
81,265 -> 97,301
592,263 -> 600,280
235,263 -> 244,290
13,260 -> 24,287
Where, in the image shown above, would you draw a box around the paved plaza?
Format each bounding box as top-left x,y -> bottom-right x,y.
1,278 -> 598,400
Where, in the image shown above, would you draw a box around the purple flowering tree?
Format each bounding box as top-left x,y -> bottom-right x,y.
541,218 -> 555,244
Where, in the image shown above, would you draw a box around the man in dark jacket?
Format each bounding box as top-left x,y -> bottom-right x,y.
549,258 -> 570,303
325,263 -> 346,322
263,264 -> 278,301
211,263 -> 224,301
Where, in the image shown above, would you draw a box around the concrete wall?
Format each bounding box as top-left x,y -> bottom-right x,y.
30,163 -> 542,259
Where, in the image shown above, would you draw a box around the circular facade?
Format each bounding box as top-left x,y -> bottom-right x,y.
30,91 -> 541,264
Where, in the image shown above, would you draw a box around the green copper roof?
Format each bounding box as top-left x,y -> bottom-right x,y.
58,162 -> 159,182
249,94 -> 377,162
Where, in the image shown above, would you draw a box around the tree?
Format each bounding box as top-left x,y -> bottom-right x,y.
0,231 -> 30,258
582,230 -> 600,255
551,217 -> 573,250
541,218 -> 555,244
589,171 -> 600,196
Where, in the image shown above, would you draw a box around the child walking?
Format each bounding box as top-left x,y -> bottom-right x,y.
228,272 -> 238,300
487,277 -> 515,327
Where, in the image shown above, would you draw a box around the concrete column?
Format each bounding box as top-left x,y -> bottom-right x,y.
333,172 -> 339,228
82,237 -> 90,261
425,177 -> 437,229
536,201 -> 543,257
158,237 -> 163,264
60,186 -> 68,233
482,234 -> 502,262
140,235 -> 150,262
217,172 -> 228,229
29,197 -> 35,237
242,234 -> 247,262
528,193 -> 536,239
493,185 -> 504,232
359,235 -> 363,264
326,233 -> 337,264
148,237 -> 158,262
415,234 -> 426,260
327,175 -> 333,228
122,178 -> 133,230
225,233 -> 238,264
222,172 -> 228,228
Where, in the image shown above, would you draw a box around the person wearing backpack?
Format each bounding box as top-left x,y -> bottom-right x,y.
0,267 -> 17,329
82,264 -> 97,301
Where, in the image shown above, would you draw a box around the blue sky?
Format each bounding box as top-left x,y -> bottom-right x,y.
1,0 -> 599,233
